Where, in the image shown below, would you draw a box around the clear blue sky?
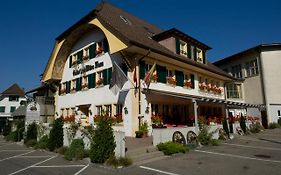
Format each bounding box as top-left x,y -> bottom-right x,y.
0,0 -> 280,92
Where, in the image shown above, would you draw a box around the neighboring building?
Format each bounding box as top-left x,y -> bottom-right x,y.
40,2 -> 254,139
0,84 -> 26,131
214,43 -> 281,127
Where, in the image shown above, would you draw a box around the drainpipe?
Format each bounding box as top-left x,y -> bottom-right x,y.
192,99 -> 199,134
258,49 -> 268,125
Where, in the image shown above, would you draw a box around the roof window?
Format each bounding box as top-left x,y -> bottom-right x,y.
120,15 -> 132,25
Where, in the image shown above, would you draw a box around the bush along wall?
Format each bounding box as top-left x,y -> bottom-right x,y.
90,114 -> 116,163
25,122 -> 38,146
47,117 -> 63,151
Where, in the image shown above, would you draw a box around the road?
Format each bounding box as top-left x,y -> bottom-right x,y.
0,128 -> 281,175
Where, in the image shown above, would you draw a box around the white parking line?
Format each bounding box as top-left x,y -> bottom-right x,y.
0,150 -> 35,162
223,143 -> 281,151
0,150 -> 31,152
140,166 -> 180,175
195,150 -> 281,163
17,156 -> 54,158
8,155 -> 57,175
74,164 -> 89,175
34,165 -> 86,168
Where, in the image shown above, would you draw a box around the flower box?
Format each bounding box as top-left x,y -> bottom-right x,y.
184,80 -> 193,88
166,76 -> 176,85
81,83 -> 88,89
96,78 -> 103,86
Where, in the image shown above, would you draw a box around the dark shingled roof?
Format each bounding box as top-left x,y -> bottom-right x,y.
12,105 -> 26,117
56,2 -> 235,80
1,84 -> 25,97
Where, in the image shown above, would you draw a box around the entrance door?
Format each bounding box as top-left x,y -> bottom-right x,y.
261,111 -> 268,129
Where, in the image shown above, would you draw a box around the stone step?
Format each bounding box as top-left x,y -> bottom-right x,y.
126,145 -> 157,155
127,149 -> 167,165
134,154 -> 169,165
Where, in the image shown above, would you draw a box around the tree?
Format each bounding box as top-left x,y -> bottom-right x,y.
47,117 -> 63,151
90,114 -> 116,163
25,122 -> 38,142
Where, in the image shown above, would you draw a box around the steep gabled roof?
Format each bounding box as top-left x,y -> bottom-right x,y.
55,2 -> 235,80
1,84 -> 25,97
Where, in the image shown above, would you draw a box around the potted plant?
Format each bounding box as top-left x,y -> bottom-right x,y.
135,121 -> 149,138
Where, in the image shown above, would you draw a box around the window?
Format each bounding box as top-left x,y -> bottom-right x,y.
246,60 -> 259,77
278,110 -> 281,116
96,105 -> 102,116
9,96 -> 19,101
10,106 -> 16,113
116,104 -> 123,114
96,71 -> 104,86
0,106 -> 5,113
179,41 -> 188,56
226,83 -> 243,99
167,69 -> 174,77
104,105 -> 112,116
231,64 -> 242,79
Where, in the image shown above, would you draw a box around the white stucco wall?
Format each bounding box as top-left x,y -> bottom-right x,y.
0,97 -> 26,117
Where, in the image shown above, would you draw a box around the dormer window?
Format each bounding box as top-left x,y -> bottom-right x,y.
179,41 -> 187,56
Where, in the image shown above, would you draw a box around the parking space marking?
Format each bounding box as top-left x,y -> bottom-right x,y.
0,150 -> 35,162
74,164 -> 89,175
140,165 -> 180,175
17,156 -> 54,158
0,150 -> 31,152
223,143 -> 281,151
33,165 -> 86,168
8,155 -> 57,175
195,150 -> 281,163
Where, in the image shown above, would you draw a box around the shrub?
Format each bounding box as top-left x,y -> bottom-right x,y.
25,139 -> 37,147
35,135 -> 48,149
64,139 -> 84,161
249,122 -> 263,133
47,117 -> 63,151
210,139 -> 220,146
3,121 -> 12,136
222,118 -> 229,138
197,125 -> 212,145
278,118 -> 281,126
105,156 -> 132,168
5,131 -> 18,141
268,123 -> 280,129
157,141 -> 189,155
239,115 -> 247,133
25,122 -> 38,144
55,146 -> 68,155
83,149 -> 90,158
90,114 -> 116,163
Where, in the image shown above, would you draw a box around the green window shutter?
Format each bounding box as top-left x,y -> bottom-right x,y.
190,74 -> 195,89
103,39 -> 109,53
103,69 -> 108,85
66,81 -> 71,94
77,50 -> 83,64
157,65 -> 167,83
108,67 -> 112,84
139,61 -> 146,79
10,106 -> 16,113
88,73 -> 95,89
176,39 -> 180,54
89,43 -> 97,59
202,50 -> 206,64
193,47 -> 197,61
175,70 -> 184,87
187,44 -> 192,58
59,84 -> 62,95
76,77 -> 82,91
0,106 -> 5,113
69,56 -> 72,68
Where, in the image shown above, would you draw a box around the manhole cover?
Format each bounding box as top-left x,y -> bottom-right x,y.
254,154 -> 271,159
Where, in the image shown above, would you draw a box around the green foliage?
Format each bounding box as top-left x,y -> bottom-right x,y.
25,122 -> 38,143
35,135 -> 49,149
25,139 -> 37,147
239,115 -> 247,133
105,156 -> 132,168
210,139 -> 220,146
249,122 -> 263,133
47,117 -> 64,151
3,121 -> 12,136
5,131 -> 18,141
55,146 -> 68,155
197,125 -> 212,145
64,139 -> 85,161
90,114 -> 116,163
139,121 -> 149,133
278,118 -> 281,126
157,141 -> 189,155
268,122 -> 280,129
222,118 -> 229,138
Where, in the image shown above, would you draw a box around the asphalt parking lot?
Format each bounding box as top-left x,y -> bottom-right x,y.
1,128 -> 281,175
